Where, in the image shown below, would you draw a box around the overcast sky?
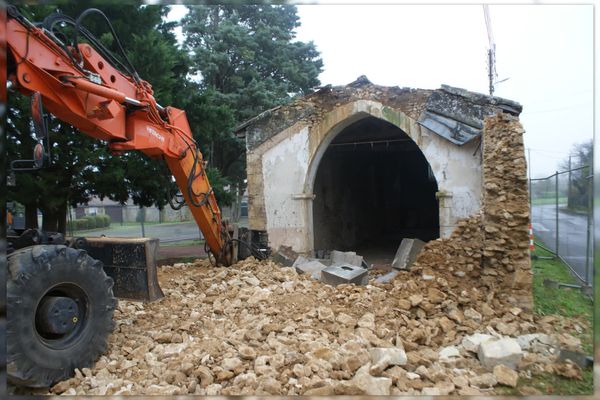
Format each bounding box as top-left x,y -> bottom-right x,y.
168,3 -> 594,178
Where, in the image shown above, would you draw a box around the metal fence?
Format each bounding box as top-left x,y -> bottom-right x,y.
530,165 -> 593,287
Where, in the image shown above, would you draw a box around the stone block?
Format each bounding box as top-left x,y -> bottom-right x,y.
516,333 -> 554,351
292,256 -> 309,268
439,346 -> 460,361
320,264 -> 368,286
478,338 -> 522,370
271,245 -> 298,267
369,347 -> 408,368
330,250 -> 364,267
374,269 -> 399,284
391,238 -> 426,270
352,364 -> 392,395
493,364 -> 518,387
293,258 -> 328,279
461,333 -> 495,353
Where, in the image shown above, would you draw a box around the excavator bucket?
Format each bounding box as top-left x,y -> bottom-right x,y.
73,237 -> 164,302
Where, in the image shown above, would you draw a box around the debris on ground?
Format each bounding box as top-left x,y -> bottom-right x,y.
271,245 -> 299,267
392,238 -> 426,270
34,248 -> 588,396
320,264 -> 368,286
330,250 -> 365,268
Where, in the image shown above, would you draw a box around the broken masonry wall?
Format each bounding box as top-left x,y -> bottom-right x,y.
481,113 -> 532,310
246,98 -> 483,253
411,113 -> 532,310
241,80 -> 522,256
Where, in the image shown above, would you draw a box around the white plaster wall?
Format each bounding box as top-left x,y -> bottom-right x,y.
262,127 -> 311,251
419,126 -> 482,237
259,101 -> 483,253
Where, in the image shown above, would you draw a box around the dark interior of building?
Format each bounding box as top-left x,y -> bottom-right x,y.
313,116 -> 439,263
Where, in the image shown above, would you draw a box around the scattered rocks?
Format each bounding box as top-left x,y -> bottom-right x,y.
435,381 -> 455,395
478,338 -> 523,370
406,372 -> 420,380
462,333 -> 494,353
464,308 -> 483,323
23,246 -> 587,396
239,345 -> 257,360
409,294 -> 423,307
351,365 -> 392,395
421,387 -> 441,395
369,347 -> 407,374
470,373 -> 497,388
335,313 -> 356,327
493,364 -> 519,387
439,345 -> 460,361
221,357 -> 243,372
551,361 -> 583,380
317,306 -> 335,322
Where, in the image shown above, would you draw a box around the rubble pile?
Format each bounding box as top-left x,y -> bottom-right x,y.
44,255 -> 587,396
408,113 -> 532,309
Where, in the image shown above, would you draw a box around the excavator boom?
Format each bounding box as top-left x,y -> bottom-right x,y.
5,6 -> 233,266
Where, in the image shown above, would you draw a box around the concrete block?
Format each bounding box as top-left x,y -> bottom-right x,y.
320,264 -> 368,286
272,245 -> 298,267
294,259 -> 328,279
392,238 -> 426,270
292,256 -> 310,268
330,250 -> 363,267
352,364 -> 392,395
478,338 -> 523,370
374,269 -> 399,284
369,347 -> 408,367
462,333 -> 495,353
558,349 -> 593,369
439,345 -> 460,361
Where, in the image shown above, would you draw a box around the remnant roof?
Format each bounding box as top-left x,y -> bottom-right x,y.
418,85 -> 522,145
235,76 -> 522,148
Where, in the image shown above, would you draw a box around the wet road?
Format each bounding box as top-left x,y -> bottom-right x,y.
531,204 -> 592,285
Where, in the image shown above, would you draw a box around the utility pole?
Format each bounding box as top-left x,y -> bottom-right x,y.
483,5 -> 496,96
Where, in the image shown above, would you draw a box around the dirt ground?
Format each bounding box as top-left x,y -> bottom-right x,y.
28,252 -> 588,396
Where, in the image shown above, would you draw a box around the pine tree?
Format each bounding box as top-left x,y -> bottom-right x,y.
181,4 -> 322,197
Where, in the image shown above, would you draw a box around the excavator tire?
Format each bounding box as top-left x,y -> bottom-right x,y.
7,245 -> 116,388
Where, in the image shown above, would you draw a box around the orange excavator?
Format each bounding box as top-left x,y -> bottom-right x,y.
4,6 -> 264,387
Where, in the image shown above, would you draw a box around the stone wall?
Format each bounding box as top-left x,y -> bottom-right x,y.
411,113 -> 532,308
239,78 -> 523,256
481,113 -> 532,308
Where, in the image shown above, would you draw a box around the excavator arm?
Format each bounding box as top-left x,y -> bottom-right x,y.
5,6 -> 234,265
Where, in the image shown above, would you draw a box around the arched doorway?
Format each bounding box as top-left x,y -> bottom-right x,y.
312,116 -> 439,263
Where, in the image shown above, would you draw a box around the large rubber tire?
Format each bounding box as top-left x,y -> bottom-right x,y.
7,245 -> 116,387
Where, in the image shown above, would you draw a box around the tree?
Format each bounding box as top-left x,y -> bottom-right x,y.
181,4 -> 322,183
560,140 -> 592,210
7,4 -> 190,233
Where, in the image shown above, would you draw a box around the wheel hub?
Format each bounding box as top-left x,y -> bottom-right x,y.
36,296 -> 80,335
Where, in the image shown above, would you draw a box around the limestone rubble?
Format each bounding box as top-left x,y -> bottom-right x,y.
35,249 -> 587,396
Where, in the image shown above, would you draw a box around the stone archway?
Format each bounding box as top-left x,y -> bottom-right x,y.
304,104 -> 440,260
237,82 -> 519,255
